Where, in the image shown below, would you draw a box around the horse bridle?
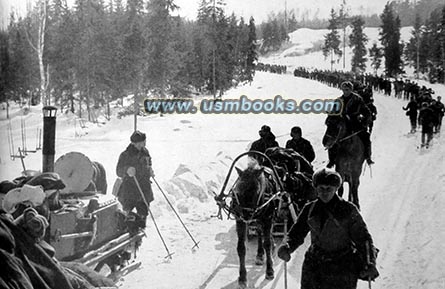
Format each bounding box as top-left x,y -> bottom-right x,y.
214,151 -> 287,223
231,172 -> 270,223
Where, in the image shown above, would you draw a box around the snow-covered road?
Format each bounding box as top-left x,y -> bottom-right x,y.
1,72 -> 444,289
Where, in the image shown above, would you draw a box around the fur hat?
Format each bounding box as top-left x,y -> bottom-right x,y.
259,125 -> 271,133
313,167 -> 342,188
130,130 -> 146,143
341,81 -> 354,90
291,126 -> 302,135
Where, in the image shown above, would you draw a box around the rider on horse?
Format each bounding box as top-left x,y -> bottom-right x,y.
327,81 -> 374,168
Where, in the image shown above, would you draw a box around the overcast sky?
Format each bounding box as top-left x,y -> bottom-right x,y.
1,0 -> 395,27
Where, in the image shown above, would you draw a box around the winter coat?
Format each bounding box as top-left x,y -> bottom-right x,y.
249,133 -> 279,165
338,92 -> 372,131
285,137 -> 315,163
0,212 -> 74,289
286,195 -> 375,289
250,133 -> 279,154
418,107 -> 436,133
116,144 -> 154,206
403,100 -> 418,118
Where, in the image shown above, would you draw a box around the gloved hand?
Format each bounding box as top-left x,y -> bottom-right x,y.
15,207 -> 49,242
127,167 -> 136,177
359,264 -> 379,281
149,166 -> 155,177
277,244 -> 291,262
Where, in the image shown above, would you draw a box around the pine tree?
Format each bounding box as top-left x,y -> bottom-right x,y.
349,16 -> 368,73
8,13 -> 37,102
338,0 -> 350,69
440,6 -> 445,83
196,0 -> 232,97
323,9 -> 342,70
369,42 -> 383,74
47,0 -> 76,111
245,17 -> 258,83
145,0 -> 178,98
0,30 -> 9,103
380,2 -> 404,77
404,13 -> 422,76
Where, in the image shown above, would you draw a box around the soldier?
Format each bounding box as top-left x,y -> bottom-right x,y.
249,125 -> 279,164
418,102 -> 436,148
431,96 -> 444,133
327,81 -> 374,168
285,126 -> 315,163
116,130 -> 154,225
403,96 -> 419,133
277,168 -> 379,289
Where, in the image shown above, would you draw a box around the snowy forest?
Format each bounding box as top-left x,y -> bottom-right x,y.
1,0 -> 445,117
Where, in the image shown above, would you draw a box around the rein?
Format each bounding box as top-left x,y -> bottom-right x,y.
214,151 -> 287,223
325,124 -> 364,150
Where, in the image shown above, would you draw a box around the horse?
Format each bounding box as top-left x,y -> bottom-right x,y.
322,115 -> 365,209
85,161 -> 108,194
232,164 -> 278,289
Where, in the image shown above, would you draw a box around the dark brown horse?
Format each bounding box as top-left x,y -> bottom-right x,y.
322,115 -> 365,209
232,164 -> 278,289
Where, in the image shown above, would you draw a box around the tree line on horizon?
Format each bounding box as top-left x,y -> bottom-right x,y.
323,1 -> 445,82
1,0 -> 445,121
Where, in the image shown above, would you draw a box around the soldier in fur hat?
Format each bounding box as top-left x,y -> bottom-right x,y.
116,130 -> 154,226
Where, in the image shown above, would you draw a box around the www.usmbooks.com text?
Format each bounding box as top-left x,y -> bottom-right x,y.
143,95 -> 342,115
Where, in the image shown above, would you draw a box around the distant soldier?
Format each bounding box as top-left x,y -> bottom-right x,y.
431,96 -> 444,133
403,97 -> 419,133
116,131 -> 154,225
285,126 -> 315,163
418,102 -> 436,148
277,168 -> 379,289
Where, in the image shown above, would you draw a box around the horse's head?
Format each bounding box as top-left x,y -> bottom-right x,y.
233,165 -> 267,219
322,115 -> 347,149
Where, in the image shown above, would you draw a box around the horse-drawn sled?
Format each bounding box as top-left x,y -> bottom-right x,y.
213,149 -> 316,288
0,152 -> 145,278
0,107 -> 144,289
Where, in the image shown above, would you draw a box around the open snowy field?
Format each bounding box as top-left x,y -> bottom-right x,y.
1,26 -> 445,289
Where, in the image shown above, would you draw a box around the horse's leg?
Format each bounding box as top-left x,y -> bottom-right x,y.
350,177 -> 360,210
262,220 -> 274,280
255,225 -> 265,265
236,220 -> 248,288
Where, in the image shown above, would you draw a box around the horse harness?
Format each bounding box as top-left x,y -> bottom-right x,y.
233,167 -> 284,223
213,151 -> 290,223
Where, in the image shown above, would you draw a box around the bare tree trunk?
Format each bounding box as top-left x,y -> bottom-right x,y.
86,74 -> 91,122
107,97 -> 110,120
70,89 -> 74,113
79,93 -> 82,119
25,0 -> 48,106
134,82 -> 140,131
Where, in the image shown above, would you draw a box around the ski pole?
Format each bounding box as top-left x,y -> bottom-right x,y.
152,177 -> 200,250
132,175 -> 174,260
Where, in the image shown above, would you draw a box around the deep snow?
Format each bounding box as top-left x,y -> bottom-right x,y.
1,27 -> 445,289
